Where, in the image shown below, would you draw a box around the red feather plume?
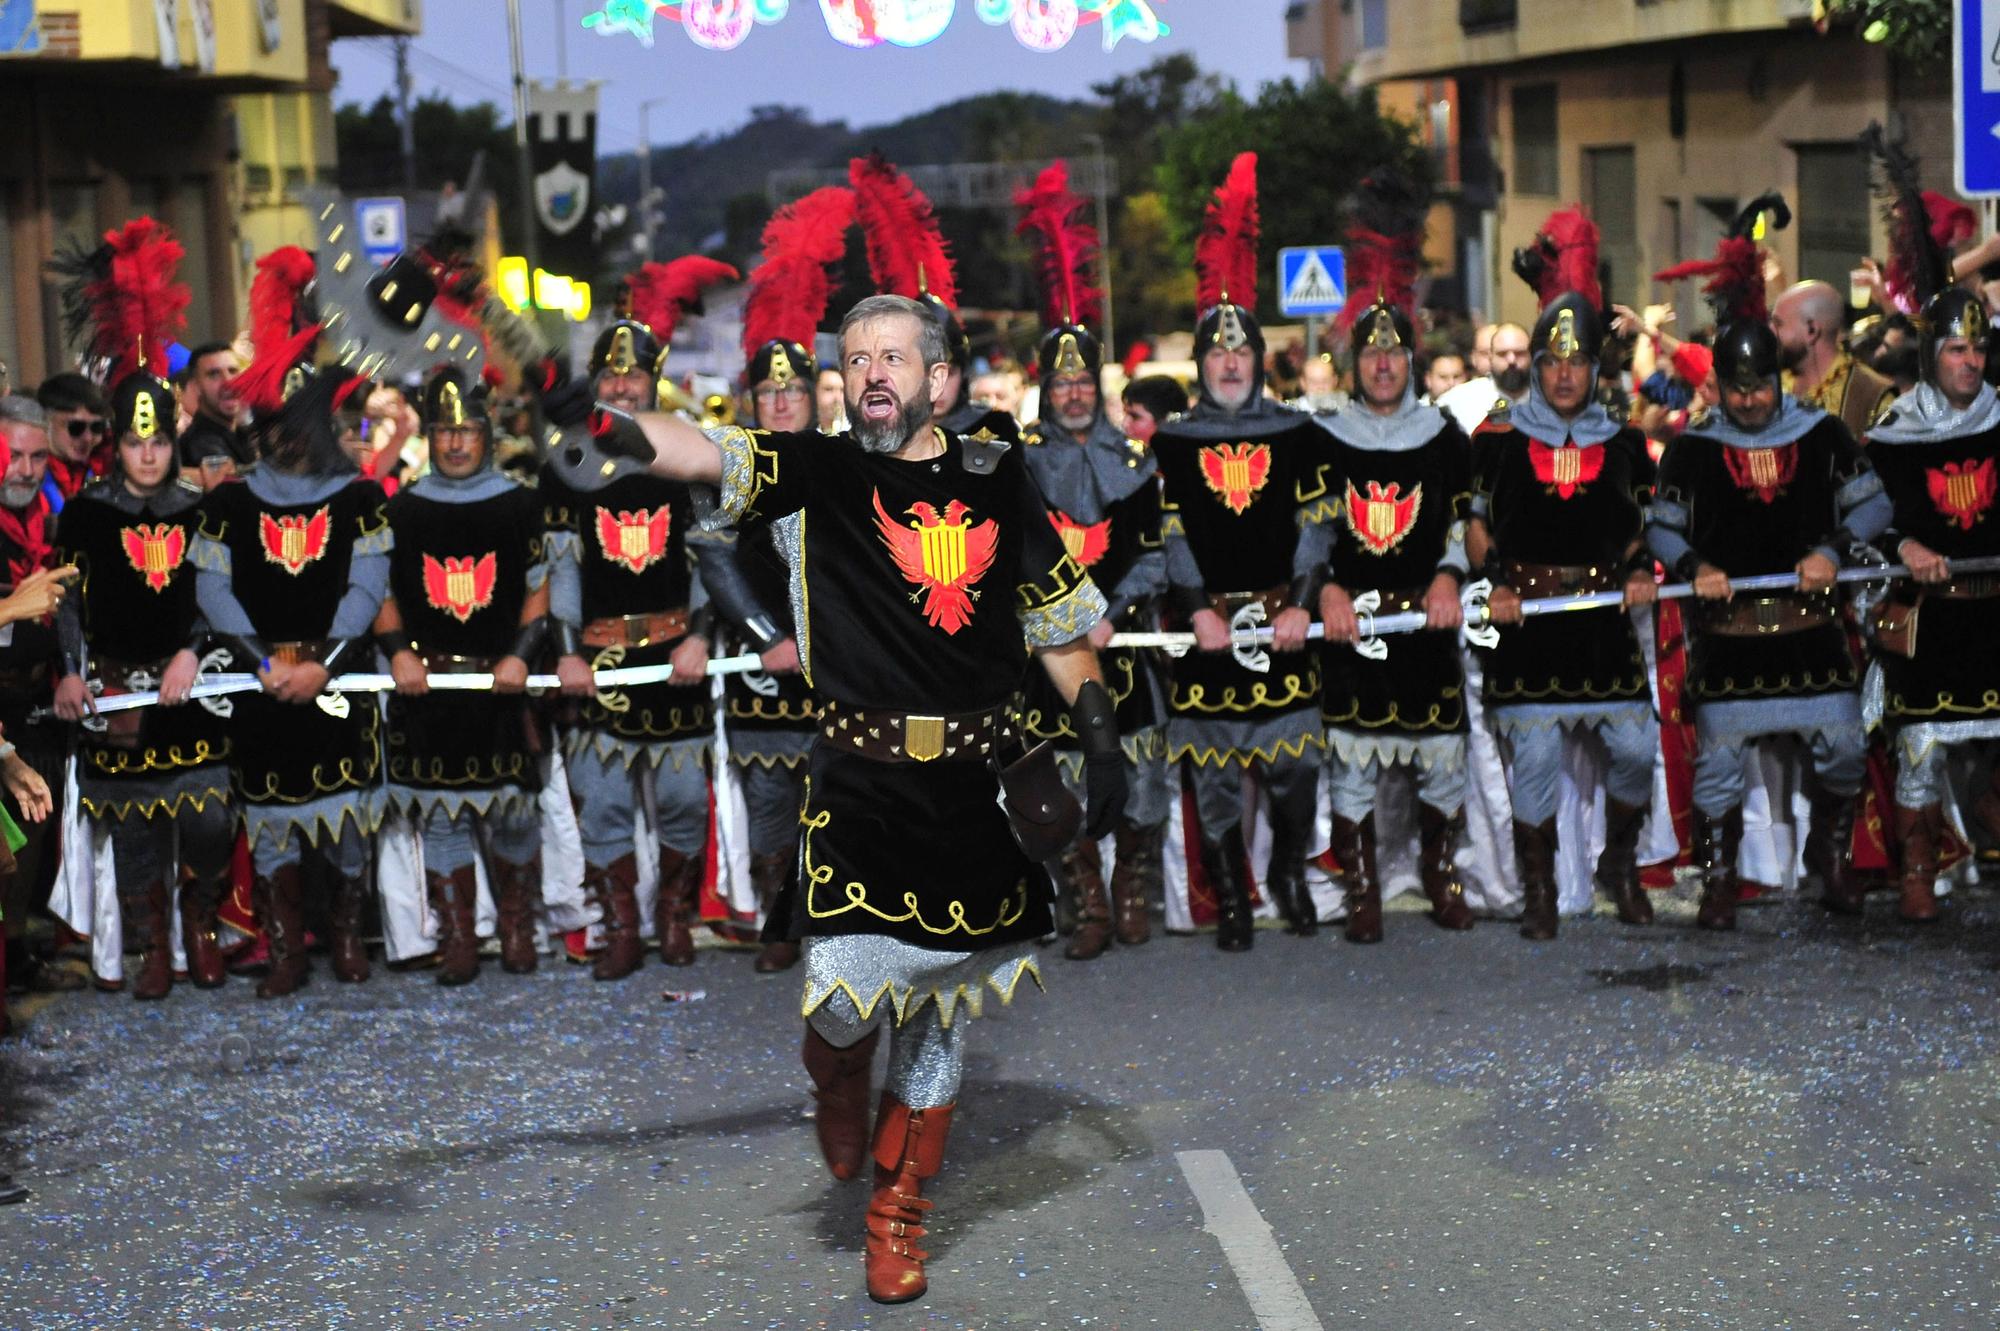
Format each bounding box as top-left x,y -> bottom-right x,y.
1517,206 -> 1601,310
73,217 -> 191,384
1655,235 -> 1768,326
1924,190 -> 1977,254
1195,152 -> 1259,315
849,152 -> 958,306
743,185 -> 855,360
1013,160 -> 1103,331
1335,172 -> 1430,332
628,256 -> 740,346
247,245 -> 317,368
228,322 -> 323,416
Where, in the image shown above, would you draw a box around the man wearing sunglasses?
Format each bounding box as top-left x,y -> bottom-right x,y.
35,373 -> 112,509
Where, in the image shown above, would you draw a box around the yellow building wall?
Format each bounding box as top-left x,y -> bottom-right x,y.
71,0 -> 310,83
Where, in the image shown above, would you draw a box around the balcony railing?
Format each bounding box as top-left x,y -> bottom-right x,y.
1459,0 -> 1517,31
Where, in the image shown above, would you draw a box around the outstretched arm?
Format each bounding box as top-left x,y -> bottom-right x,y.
636,411 -> 724,485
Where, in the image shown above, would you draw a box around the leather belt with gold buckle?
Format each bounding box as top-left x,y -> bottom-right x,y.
1698,593 -> 1836,637
820,703 -> 1008,763
581,608 -> 691,650
1504,560 -> 1620,597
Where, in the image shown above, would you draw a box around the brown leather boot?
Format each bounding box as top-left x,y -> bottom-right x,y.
1418,804 -> 1475,930
179,866 -> 230,988
587,854 -> 644,981
1596,797 -> 1653,924
1108,820 -> 1158,945
1808,793 -> 1865,916
750,852 -> 799,974
120,877 -> 173,1001
426,864 -> 481,986
328,868 -> 372,983
865,1095 -> 954,1305
489,856 -> 542,973
1895,803 -> 1942,923
1334,815 -> 1382,944
1198,825 -> 1254,951
1514,819 -> 1558,941
657,846 -> 702,967
802,1024 -> 879,1180
254,865 -> 309,998
1693,809 -> 1742,931
1061,838 -> 1112,960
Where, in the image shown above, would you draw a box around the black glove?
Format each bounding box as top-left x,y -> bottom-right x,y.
531,356 -> 593,429
587,405 -> 658,464
1072,678 -> 1127,840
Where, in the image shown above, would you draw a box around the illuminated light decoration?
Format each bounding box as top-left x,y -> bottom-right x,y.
1012,0 -> 1076,52
684,0 -> 755,48
589,0 -> 1164,50
496,256 -> 594,323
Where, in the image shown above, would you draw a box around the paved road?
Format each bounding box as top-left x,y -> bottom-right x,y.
5,886 -> 2000,1330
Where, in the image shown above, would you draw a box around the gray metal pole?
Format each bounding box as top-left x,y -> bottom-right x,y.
638,100 -> 652,264
395,36 -> 416,193
506,0 -> 538,273
553,0 -> 567,79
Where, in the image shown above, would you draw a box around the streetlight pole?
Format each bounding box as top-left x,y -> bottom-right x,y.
637,95 -> 672,265
506,0 -> 539,279
1079,132 -> 1115,363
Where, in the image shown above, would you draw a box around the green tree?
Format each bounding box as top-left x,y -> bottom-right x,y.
1819,0 -> 1949,70
1157,78 -> 1431,327
335,95 -> 520,240
1110,191 -> 1196,350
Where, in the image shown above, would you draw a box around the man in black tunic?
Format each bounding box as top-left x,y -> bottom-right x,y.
1014,160 -> 1168,957
1316,293 -> 1476,943
374,368 -> 549,981
548,293 -> 1125,1305
1861,283 -> 2000,921
1152,152 -> 1328,948
1645,293 -> 1891,930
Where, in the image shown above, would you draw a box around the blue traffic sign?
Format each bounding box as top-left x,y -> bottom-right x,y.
1956,0 -> 2000,196
1277,246 -> 1346,317
354,196 -> 407,264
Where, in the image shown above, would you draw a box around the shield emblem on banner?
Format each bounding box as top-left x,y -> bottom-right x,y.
535,161 -> 590,237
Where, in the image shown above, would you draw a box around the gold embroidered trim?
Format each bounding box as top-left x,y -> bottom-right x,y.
799,956 -> 1043,1030
1167,728 -> 1324,769
1170,671 -> 1319,714
800,801 -> 1030,939
78,783 -> 231,824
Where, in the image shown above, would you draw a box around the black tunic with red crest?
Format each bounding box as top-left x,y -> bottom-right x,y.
194,476 -> 387,807
1470,421 -> 1654,707
1864,405 -> 2000,721
544,465 -> 711,745
707,423 -> 1105,950
384,475 -> 545,801
55,477 -> 230,809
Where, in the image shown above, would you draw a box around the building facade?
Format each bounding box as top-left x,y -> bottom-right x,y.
0,0 -> 419,388
1286,0 -> 1953,327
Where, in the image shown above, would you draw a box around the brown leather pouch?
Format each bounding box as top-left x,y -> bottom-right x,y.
992,740 -> 1082,862
1872,598 -> 1919,658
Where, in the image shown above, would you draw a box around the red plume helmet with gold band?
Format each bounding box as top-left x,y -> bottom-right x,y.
52,216 -> 191,446
1335,170 -> 1430,361
849,151 -> 969,369
1655,191 -> 1790,394
1014,159 -> 1105,383
1194,151 -> 1262,357
1863,121 -> 1986,383
742,185 -> 855,396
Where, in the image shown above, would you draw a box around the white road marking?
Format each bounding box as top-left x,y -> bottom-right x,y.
1176,1149 -> 1326,1331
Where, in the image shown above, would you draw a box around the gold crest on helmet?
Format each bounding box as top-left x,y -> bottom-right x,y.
1053,331 -> 1089,377
607,325 -> 639,375
1214,299 -> 1250,352
1367,305 -> 1403,351
131,389 -> 159,440
1546,308 -> 1580,360
768,344 -> 799,388
438,378 -> 465,427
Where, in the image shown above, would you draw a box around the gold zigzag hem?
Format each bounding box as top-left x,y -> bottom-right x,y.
799,955 -> 1044,1031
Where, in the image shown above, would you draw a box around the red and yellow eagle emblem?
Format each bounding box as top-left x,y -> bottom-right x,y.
1723,444 -> 1798,504
594,505 -> 671,575
1344,479 -> 1422,555
1527,441 -> 1605,500
422,552 -> 498,623
1049,510 -> 1112,568
1927,457 -> 1998,531
872,489 -> 998,635
259,507 -> 330,575
120,523 -> 185,592
1198,443 -> 1272,515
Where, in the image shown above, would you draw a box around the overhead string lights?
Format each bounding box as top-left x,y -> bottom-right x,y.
582,0 -> 1168,53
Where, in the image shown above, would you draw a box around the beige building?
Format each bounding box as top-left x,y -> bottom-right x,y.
1285,0 -> 1954,329
0,0 -> 419,388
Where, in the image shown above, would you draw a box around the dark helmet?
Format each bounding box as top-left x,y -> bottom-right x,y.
1346,292 -> 1414,363
746,339 -> 816,392
109,372 -> 179,448
1194,299 -> 1266,410
1713,320 -> 1781,396
588,319 -> 664,383
1036,323 -> 1102,384
916,290 -> 971,371
1530,291 -> 1603,363
1920,286 -> 1991,383
421,365 -> 491,435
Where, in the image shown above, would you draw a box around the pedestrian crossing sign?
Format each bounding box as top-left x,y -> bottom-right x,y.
1277,246 -> 1346,317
